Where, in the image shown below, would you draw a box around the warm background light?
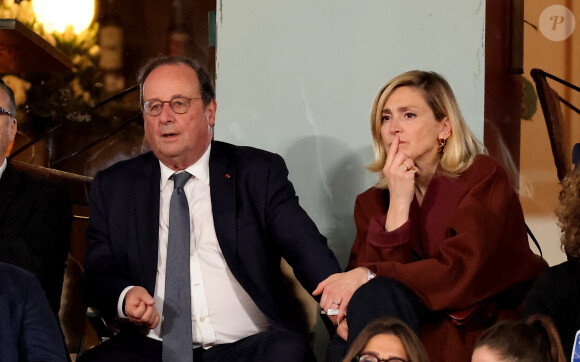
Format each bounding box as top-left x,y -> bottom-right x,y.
32,0 -> 95,34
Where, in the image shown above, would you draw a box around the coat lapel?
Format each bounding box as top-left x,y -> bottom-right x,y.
133,153 -> 161,293
209,142 -> 238,266
0,163 -> 20,223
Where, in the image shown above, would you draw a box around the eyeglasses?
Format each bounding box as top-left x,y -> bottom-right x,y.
354,353 -> 407,362
142,97 -> 201,116
0,106 -> 14,117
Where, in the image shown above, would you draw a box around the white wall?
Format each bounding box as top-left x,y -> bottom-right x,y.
215,0 -> 486,266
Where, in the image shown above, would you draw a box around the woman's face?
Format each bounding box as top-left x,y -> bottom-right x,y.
472,345 -> 507,362
379,86 -> 450,166
359,333 -> 409,361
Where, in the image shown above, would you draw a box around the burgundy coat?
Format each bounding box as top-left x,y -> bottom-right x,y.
347,155 -> 546,361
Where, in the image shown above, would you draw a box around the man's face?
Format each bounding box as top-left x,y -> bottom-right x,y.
143,63 -> 216,170
0,89 -> 16,159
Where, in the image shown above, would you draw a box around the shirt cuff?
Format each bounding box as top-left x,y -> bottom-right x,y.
367,268 -> 376,281
117,286 -> 135,318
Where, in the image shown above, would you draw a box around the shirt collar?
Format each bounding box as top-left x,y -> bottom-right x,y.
0,157 -> 7,180
159,144 -> 211,190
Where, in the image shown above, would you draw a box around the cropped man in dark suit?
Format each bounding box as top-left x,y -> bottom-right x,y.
80,56 -> 346,362
0,79 -> 72,316
0,262 -> 67,361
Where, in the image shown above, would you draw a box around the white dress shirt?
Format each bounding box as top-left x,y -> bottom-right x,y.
118,145 -> 269,348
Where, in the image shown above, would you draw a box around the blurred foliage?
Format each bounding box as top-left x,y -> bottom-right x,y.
0,0 -> 101,123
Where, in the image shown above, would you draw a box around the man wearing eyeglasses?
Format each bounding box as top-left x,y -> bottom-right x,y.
0,82 -> 16,159
0,78 -> 72,317
80,56 -> 344,362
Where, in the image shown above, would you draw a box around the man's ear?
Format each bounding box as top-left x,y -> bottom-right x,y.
205,99 -> 217,126
8,117 -> 17,143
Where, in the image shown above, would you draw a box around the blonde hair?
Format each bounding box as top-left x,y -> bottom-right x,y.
556,171 -> 580,258
368,71 -> 484,188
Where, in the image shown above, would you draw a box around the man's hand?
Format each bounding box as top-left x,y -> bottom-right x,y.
337,318 -> 348,341
124,286 -> 160,330
312,267 -> 369,324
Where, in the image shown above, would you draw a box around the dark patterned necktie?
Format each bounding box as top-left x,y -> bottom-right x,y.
162,172 -> 193,362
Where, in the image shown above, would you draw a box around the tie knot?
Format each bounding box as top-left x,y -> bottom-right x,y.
172,172 -> 191,190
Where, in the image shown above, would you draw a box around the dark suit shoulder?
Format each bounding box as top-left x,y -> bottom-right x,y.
531,260 -> 580,293
0,262 -> 36,288
4,162 -> 66,194
3,162 -> 71,219
0,262 -> 38,303
462,154 -> 511,188
211,141 -> 288,180
0,262 -> 67,361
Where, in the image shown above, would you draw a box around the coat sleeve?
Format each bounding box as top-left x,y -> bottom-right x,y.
264,153 -> 341,293
19,267 -> 67,361
82,172 -> 133,320
351,161 -> 544,311
347,188 -> 419,271
346,195 -> 371,271
0,177 -> 71,315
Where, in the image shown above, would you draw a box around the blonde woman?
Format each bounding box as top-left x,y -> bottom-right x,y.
315,71 -> 546,362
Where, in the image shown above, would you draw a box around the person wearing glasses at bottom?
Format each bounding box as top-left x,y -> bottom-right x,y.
342,317 -> 429,362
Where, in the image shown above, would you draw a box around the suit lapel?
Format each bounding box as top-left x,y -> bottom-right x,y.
209,142 -> 238,266
0,163 -> 21,222
133,153 -> 161,293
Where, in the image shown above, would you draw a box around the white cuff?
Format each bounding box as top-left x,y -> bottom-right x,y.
367,268 -> 376,281
117,286 -> 135,318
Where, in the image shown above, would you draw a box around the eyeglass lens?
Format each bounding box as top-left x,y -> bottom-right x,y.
143,97 -> 191,116
356,354 -> 407,362
0,106 -> 13,117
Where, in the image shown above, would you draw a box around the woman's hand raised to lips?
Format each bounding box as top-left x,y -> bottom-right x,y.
383,134 -> 417,231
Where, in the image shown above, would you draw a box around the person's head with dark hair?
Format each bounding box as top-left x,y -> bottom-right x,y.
343,317 -> 430,362
137,55 -> 217,171
556,171 -> 580,259
472,314 -> 566,362
0,78 -> 17,160
137,55 -> 215,108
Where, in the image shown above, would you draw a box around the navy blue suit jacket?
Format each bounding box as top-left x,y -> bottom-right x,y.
83,141 -> 341,332
0,162 -> 71,315
0,262 -> 67,361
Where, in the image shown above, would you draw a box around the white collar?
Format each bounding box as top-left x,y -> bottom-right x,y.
0,157 -> 7,180
159,144 -> 211,190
